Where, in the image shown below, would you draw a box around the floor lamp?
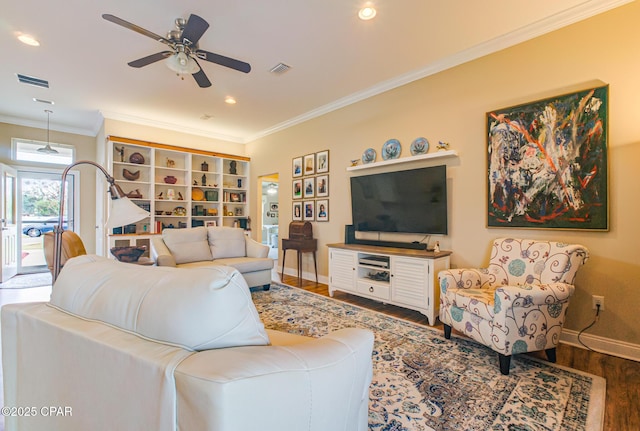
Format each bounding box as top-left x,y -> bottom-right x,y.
51,160 -> 150,283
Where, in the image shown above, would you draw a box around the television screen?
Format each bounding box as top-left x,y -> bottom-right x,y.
350,165 -> 447,234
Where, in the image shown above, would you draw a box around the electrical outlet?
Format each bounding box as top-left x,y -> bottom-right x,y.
592,295 -> 605,311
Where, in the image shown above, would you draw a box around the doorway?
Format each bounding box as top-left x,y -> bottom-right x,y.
16,169 -> 78,275
259,174 -> 279,260
1,164 -> 18,282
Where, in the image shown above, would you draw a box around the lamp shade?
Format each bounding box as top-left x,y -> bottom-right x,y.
107,197 -> 150,229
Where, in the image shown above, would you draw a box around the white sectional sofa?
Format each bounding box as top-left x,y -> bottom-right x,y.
151,226 -> 274,290
1,255 -> 374,431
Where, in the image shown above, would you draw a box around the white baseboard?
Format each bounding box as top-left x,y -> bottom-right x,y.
561,329 -> 640,362
280,268 -> 328,285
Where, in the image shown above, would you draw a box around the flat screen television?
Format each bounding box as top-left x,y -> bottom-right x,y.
350,165 -> 447,235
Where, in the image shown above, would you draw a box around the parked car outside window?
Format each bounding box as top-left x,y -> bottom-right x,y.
22,218 -> 68,237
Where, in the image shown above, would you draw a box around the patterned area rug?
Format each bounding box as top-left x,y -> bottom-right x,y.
251,283 -> 605,431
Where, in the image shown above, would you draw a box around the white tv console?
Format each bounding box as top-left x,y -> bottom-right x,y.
327,243 -> 451,326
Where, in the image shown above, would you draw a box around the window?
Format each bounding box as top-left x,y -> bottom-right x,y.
12,138 -> 74,165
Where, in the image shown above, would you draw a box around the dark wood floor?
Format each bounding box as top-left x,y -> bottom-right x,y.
281,274 -> 640,431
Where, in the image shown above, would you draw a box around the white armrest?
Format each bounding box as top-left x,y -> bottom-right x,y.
246,236 -> 269,258
151,236 -> 177,267
174,328 -> 373,431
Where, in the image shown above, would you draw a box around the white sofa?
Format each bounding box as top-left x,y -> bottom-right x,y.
151,226 -> 274,290
2,255 -> 374,431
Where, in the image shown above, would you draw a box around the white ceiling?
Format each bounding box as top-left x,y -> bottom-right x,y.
0,0 -> 631,143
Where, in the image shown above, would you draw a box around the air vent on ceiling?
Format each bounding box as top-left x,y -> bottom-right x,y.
269,63 -> 291,74
16,73 -> 49,88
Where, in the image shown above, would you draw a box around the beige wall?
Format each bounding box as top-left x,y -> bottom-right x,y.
247,2 -> 640,345
0,122 -> 98,252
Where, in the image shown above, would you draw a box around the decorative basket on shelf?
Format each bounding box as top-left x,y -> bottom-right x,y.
110,246 -> 146,263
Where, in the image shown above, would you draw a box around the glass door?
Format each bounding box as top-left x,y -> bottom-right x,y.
17,170 -> 77,274
1,164 -> 18,282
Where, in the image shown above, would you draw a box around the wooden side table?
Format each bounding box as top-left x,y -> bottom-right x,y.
281,238 -> 318,285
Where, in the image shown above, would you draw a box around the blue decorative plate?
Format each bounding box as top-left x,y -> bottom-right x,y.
410,137 -> 429,155
362,148 -> 376,164
382,139 -> 401,160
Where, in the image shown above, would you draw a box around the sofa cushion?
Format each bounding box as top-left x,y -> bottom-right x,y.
213,257 -> 274,273
49,255 -> 270,351
208,227 -> 246,259
163,226 -> 212,264
177,257 -> 274,273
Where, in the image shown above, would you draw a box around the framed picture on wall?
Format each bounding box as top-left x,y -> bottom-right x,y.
292,179 -> 302,199
303,177 -> 315,198
303,200 -> 315,221
487,84 -> 609,230
316,199 -> 329,222
316,150 -> 329,173
292,156 -> 303,178
303,154 -> 315,175
316,175 -> 328,197
292,202 -> 302,221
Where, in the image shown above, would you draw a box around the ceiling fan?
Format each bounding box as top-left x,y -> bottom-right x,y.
102,13 -> 251,88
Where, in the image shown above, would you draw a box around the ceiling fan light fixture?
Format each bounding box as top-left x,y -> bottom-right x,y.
166,51 -> 200,74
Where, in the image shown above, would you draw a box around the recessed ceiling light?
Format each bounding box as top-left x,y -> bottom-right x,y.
358,4 -> 377,20
225,96 -> 237,105
17,33 -> 40,46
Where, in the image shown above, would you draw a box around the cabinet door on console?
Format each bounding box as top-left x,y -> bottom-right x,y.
391,256 -> 430,309
329,249 -> 356,294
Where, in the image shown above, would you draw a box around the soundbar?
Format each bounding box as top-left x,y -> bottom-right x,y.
351,239 -> 427,250
344,225 -> 428,250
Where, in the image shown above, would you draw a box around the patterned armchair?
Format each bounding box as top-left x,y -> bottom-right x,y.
438,238 -> 589,375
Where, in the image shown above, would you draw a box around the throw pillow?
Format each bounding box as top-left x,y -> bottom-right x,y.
163,226 -> 212,264
208,226 -> 246,259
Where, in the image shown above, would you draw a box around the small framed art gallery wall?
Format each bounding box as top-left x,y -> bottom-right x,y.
292,150 -> 329,222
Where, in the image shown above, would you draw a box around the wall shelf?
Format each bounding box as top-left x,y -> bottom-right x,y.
347,149 -> 458,171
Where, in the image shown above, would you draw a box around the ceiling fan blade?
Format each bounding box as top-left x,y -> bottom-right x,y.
128,51 -> 173,68
181,14 -> 209,47
192,64 -> 212,88
102,14 -> 172,46
195,50 -> 251,73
